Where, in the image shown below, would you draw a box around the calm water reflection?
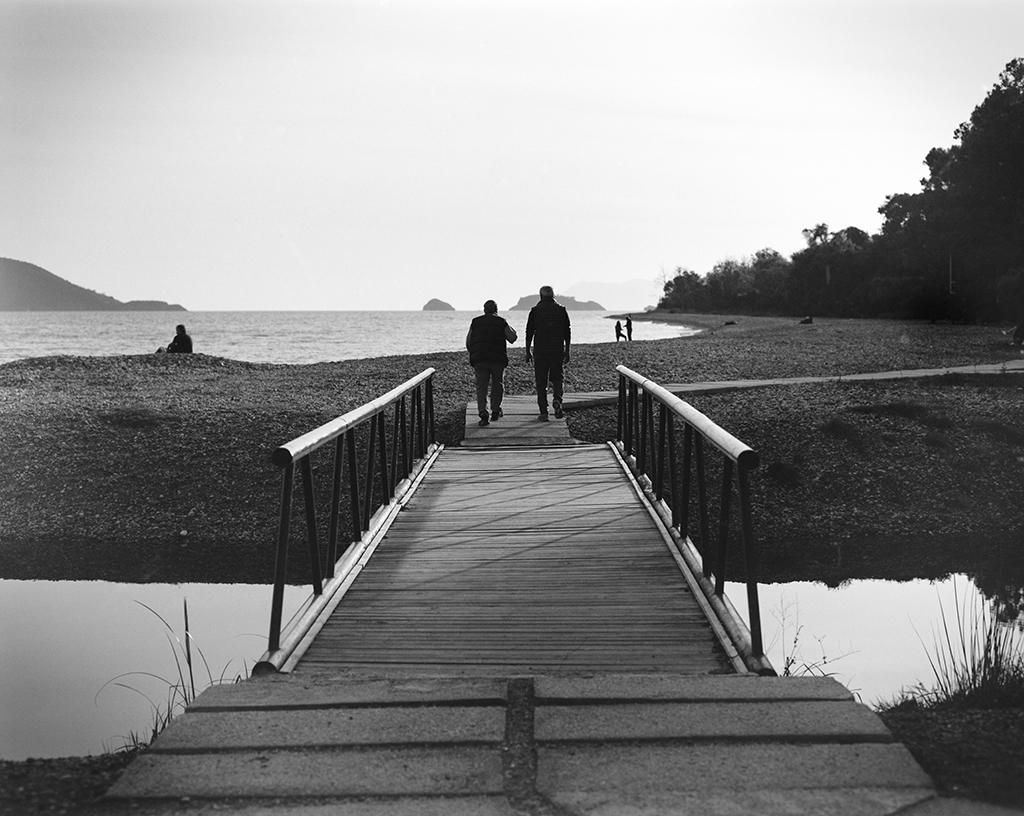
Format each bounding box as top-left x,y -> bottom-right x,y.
728,575 -> 986,705
0,581 -> 305,760
1,575 -> 982,759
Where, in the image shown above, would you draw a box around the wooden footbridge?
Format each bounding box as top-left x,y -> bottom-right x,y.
107,367 -> 938,814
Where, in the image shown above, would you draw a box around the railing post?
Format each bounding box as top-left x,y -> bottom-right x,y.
346,428 -> 361,540
426,376 -> 436,445
412,387 -> 424,459
638,389 -> 648,475
300,456 -> 324,596
738,467 -> 765,657
617,373 -> 625,443
655,402 -> 667,500
647,393 -> 657,481
326,435 -> 344,577
668,415 -> 680,528
715,458 -> 734,596
398,396 -> 410,479
377,406 -> 391,500
389,403 -> 401,495
695,435 -> 710,579
362,415 -> 377,530
268,462 -> 294,653
680,423 -> 692,535
622,380 -> 630,454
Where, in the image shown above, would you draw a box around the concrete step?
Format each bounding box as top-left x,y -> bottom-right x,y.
105,671 -> 937,814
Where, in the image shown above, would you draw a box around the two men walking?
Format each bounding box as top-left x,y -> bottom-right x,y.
467,286 -> 572,426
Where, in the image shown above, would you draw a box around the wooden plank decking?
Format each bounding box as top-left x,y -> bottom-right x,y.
296,399 -> 733,674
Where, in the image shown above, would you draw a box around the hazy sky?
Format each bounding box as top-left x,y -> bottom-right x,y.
2,0 -> 1021,311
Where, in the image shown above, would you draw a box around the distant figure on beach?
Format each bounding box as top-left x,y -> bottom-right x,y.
615,320 -> 624,341
525,286 -> 571,421
166,324 -> 193,354
466,300 -> 517,427
625,315 -> 633,341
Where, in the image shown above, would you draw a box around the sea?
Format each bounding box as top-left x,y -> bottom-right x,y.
0,310 -> 695,366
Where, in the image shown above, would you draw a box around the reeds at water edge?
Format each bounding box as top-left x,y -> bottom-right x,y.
96,598 -> 247,752
882,581 -> 1024,712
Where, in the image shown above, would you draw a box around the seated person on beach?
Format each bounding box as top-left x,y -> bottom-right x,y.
165,324 -> 193,354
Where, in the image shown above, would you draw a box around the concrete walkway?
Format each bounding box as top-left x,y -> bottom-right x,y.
564,357 -> 1024,409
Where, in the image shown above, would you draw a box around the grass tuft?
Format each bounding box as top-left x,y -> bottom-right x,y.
880,583 -> 1024,713
96,598 -> 247,752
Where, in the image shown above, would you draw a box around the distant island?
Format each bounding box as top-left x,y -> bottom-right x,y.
0,257 -> 186,311
509,294 -> 605,310
422,298 -> 455,311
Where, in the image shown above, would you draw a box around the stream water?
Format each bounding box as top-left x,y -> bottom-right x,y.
0,581 -> 305,760
0,573 -> 991,760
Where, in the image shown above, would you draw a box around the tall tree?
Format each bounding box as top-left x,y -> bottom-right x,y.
658,267 -> 706,312
878,58 -> 1024,320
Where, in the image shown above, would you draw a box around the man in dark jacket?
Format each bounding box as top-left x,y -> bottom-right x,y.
525,286 -> 571,421
466,300 -> 518,426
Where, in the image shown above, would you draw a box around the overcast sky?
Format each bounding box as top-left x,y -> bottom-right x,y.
2,0 -> 1021,311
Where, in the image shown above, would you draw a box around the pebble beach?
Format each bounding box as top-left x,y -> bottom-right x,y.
1,313 -> 1022,586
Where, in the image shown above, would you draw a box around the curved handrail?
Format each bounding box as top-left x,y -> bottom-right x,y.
615,364 -> 771,672
272,368 -> 435,467
260,368 -> 438,668
617,366 -> 758,470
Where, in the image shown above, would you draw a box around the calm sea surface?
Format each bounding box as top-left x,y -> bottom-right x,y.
0,310 -> 694,365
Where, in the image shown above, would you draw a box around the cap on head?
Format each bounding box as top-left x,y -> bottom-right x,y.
484,299 -> 498,314
539,286 -> 554,300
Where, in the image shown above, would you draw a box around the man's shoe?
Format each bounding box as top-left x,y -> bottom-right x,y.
478,415 -> 489,427
491,408 -> 503,421
554,403 -> 564,419
538,413 -> 549,422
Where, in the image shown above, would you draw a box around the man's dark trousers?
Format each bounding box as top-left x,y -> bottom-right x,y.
533,355 -> 564,415
474,362 -> 505,418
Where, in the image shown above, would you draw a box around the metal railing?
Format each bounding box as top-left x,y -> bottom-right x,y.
258,369 -> 438,671
616,364 -> 772,674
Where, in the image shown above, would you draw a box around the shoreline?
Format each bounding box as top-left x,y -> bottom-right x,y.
3,317 -> 1023,585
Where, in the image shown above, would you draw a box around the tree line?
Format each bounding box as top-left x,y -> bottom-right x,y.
659,59 -> 1024,324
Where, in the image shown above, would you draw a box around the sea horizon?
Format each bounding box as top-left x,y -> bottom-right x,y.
1,309 -> 693,366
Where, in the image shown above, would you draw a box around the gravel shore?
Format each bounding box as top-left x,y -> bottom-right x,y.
2,314 -> 1021,585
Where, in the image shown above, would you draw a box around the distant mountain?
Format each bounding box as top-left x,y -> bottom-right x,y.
509,294 -> 605,311
0,258 -> 185,311
560,279 -> 662,313
422,298 -> 455,311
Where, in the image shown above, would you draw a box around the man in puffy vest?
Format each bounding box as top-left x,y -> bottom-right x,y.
525,286 -> 571,421
466,300 -> 518,426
